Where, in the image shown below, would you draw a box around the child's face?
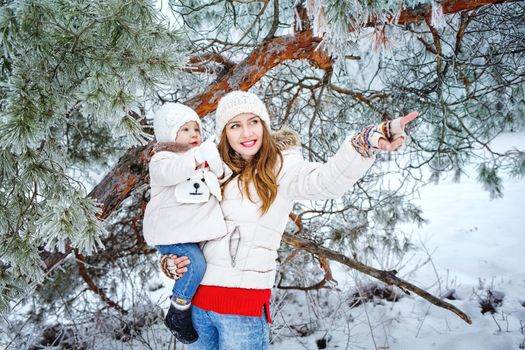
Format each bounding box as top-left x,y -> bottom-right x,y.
175,121 -> 201,147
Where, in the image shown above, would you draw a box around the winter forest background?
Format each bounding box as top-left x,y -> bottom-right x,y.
0,0 -> 524,349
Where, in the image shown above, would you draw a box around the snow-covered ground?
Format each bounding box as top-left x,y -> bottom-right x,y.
272,132 -> 525,349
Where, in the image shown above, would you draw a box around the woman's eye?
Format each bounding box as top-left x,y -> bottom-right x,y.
250,119 -> 259,125
230,124 -> 239,129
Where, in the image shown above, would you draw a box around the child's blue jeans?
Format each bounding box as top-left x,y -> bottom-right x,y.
156,243 -> 206,304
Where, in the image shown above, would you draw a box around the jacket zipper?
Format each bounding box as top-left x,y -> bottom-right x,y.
229,226 -> 241,267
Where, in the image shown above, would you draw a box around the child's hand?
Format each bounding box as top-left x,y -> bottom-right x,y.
195,139 -> 223,177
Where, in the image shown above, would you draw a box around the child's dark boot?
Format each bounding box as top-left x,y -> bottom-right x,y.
164,299 -> 198,344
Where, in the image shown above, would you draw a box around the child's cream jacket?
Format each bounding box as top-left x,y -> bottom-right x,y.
143,148 -> 227,246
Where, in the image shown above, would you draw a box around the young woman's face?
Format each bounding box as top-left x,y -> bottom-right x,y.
175,121 -> 201,147
225,113 -> 264,159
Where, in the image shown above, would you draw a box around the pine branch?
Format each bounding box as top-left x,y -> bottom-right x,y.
264,0 -> 280,40
395,0 -> 515,24
329,84 -> 391,120
184,30 -> 332,117
187,53 -> 236,75
281,232 -> 473,325
425,17 -> 445,98
85,0 -> 514,229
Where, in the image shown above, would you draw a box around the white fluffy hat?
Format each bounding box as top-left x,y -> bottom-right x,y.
215,90 -> 270,136
153,102 -> 201,142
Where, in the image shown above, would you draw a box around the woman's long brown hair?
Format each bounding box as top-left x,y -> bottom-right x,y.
218,121 -> 283,214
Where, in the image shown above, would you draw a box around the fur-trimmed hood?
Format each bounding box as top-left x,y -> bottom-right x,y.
153,141 -> 193,154
272,128 -> 301,151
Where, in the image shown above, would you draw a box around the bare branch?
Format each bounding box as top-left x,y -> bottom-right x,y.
74,249 -> 128,315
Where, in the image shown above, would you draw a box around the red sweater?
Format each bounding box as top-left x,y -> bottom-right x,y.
193,285 -> 272,323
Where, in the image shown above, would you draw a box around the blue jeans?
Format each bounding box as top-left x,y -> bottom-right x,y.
189,306 -> 269,350
156,243 -> 206,303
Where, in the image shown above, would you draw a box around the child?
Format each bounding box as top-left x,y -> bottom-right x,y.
143,102 -> 228,344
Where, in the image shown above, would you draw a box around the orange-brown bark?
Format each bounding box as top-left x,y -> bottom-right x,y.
397,0 -> 513,23
186,31 -> 330,116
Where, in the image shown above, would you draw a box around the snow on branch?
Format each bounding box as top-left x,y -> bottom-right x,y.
300,0 -> 514,56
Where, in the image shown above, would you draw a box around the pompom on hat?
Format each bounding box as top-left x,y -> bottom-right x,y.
153,102 -> 202,142
215,90 -> 270,136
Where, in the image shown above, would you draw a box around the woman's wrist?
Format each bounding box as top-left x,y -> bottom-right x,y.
351,125 -> 377,158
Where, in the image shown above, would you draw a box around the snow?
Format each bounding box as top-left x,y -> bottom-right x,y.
270,132 -> 525,349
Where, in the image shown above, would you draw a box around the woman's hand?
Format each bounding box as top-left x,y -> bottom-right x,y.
160,255 -> 191,280
351,112 -> 419,157
375,111 -> 419,152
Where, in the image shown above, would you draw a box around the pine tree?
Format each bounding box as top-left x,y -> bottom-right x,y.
0,0 -> 186,313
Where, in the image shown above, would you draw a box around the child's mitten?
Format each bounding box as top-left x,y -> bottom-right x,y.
194,139 -> 224,177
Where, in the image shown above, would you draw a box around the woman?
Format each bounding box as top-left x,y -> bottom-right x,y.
168,90 -> 418,349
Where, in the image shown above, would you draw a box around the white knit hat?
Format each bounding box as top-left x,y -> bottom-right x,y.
153,102 -> 202,142
215,91 -> 270,136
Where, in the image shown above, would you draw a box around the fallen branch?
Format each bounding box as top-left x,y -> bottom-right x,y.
282,232 -> 472,325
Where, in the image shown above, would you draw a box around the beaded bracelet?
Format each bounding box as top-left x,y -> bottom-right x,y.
378,121 -> 393,141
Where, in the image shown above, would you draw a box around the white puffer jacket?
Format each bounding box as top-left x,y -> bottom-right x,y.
200,129 -> 375,289
143,148 -> 228,246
